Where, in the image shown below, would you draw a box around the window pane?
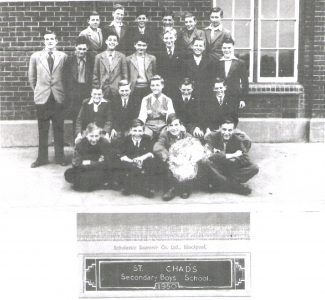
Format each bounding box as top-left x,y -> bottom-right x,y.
235,49 -> 251,76
279,50 -> 295,77
234,21 -> 250,48
260,0 -> 277,18
261,21 -> 277,48
279,21 -> 295,48
215,0 -> 233,18
260,50 -> 276,77
223,20 -> 233,34
279,0 -> 295,18
234,0 -> 251,18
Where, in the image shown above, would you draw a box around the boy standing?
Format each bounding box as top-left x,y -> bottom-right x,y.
118,119 -> 156,198
64,123 -> 114,191
93,32 -> 127,99
79,11 -> 104,53
138,75 -> 175,139
28,30 -> 68,167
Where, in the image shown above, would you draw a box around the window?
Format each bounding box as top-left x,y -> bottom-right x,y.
213,0 -> 299,82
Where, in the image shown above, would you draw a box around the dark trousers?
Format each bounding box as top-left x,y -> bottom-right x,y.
64,165 -> 106,191
199,154 -> 259,186
36,94 -> 65,162
132,86 -> 151,117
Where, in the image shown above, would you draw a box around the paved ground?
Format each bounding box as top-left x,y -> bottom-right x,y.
1,143 -> 324,211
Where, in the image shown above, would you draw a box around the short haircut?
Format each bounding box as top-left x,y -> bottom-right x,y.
162,10 -> 174,19
167,113 -> 180,125
113,4 -> 124,11
214,77 -> 225,85
105,31 -> 119,41
75,36 -> 89,47
91,87 -> 103,93
192,37 -> 206,46
210,7 -> 224,18
150,75 -> 164,84
118,79 -> 130,87
221,116 -> 238,128
184,12 -> 196,21
179,77 -> 194,88
130,118 -> 144,129
133,35 -> 149,45
88,11 -> 100,19
222,37 -> 235,45
85,122 -> 102,133
43,30 -> 57,38
136,9 -> 148,18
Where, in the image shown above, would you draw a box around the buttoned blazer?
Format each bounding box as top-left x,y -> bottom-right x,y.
204,27 -> 232,59
79,27 -> 104,52
126,53 -> 156,92
28,50 -> 68,104
216,58 -> 249,101
92,51 -> 128,97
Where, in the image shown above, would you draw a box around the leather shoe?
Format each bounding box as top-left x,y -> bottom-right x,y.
162,187 -> 176,201
55,159 -> 68,166
180,191 -> 191,199
228,181 -> 252,195
31,160 -> 49,168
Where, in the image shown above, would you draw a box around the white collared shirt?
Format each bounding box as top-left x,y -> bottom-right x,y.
182,94 -> 192,102
110,21 -> 123,37
166,46 -> 175,56
131,137 -> 141,147
220,56 -> 238,77
121,96 -> 129,107
106,51 -> 115,65
87,26 -> 102,43
88,97 -> 108,112
206,24 -> 223,31
193,55 -> 202,66
138,27 -> 145,34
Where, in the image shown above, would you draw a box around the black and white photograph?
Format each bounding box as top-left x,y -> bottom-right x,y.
0,1 -> 324,299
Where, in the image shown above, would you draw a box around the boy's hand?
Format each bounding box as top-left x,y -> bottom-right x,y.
82,160 -> 91,166
98,155 -> 104,162
204,128 -> 211,139
239,101 -> 246,109
110,129 -> 118,139
102,133 -> 110,142
193,127 -> 204,138
75,133 -> 83,144
133,157 -> 144,169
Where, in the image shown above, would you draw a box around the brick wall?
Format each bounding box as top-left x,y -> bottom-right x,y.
0,0 -> 324,120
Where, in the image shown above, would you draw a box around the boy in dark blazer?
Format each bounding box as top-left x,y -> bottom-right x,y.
216,37 -> 249,107
28,30 -> 68,168
64,123 -> 114,191
200,117 -> 259,195
75,88 -> 112,144
118,119 -> 156,198
66,36 -> 95,135
93,31 -> 128,99
79,11 -> 104,53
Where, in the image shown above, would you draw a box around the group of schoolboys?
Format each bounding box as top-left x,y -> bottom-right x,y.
28,5 -> 259,200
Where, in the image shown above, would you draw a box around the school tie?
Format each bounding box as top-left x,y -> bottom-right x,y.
48,52 -> 54,73
137,141 -> 140,148
167,49 -> 173,58
218,96 -> 223,105
78,58 -> 86,83
123,98 -> 127,108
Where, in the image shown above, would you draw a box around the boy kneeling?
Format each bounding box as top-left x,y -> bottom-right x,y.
118,119 -> 156,198
200,117 -> 259,195
64,123 -> 114,191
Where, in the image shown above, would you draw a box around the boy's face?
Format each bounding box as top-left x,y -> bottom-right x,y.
163,32 -> 176,48
150,80 -> 164,95
210,11 -> 222,27
130,125 -> 144,140
44,33 -> 58,50
168,119 -> 182,136
105,35 -> 119,50
222,43 -> 234,59
91,89 -> 103,103
184,17 -> 196,31
136,14 -> 148,28
214,82 -> 226,98
179,84 -> 193,96
134,41 -> 147,55
88,15 -> 100,29
118,85 -> 131,98
220,123 -> 235,141
75,43 -> 88,58
113,8 -> 124,23
86,129 -> 101,145
192,40 -> 205,56
162,15 -> 174,27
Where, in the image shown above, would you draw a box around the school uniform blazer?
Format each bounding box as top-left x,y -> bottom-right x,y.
205,131 -> 250,166
79,27 -> 104,52
66,52 -> 95,100
172,92 -> 201,134
126,53 -> 156,92
204,27 -> 232,59
103,24 -> 128,53
119,135 -> 153,159
111,95 -> 139,133
216,58 -> 249,101
153,129 -> 191,161
28,50 -> 68,104
92,51 -> 128,97
178,27 -> 206,57
75,98 -> 113,136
